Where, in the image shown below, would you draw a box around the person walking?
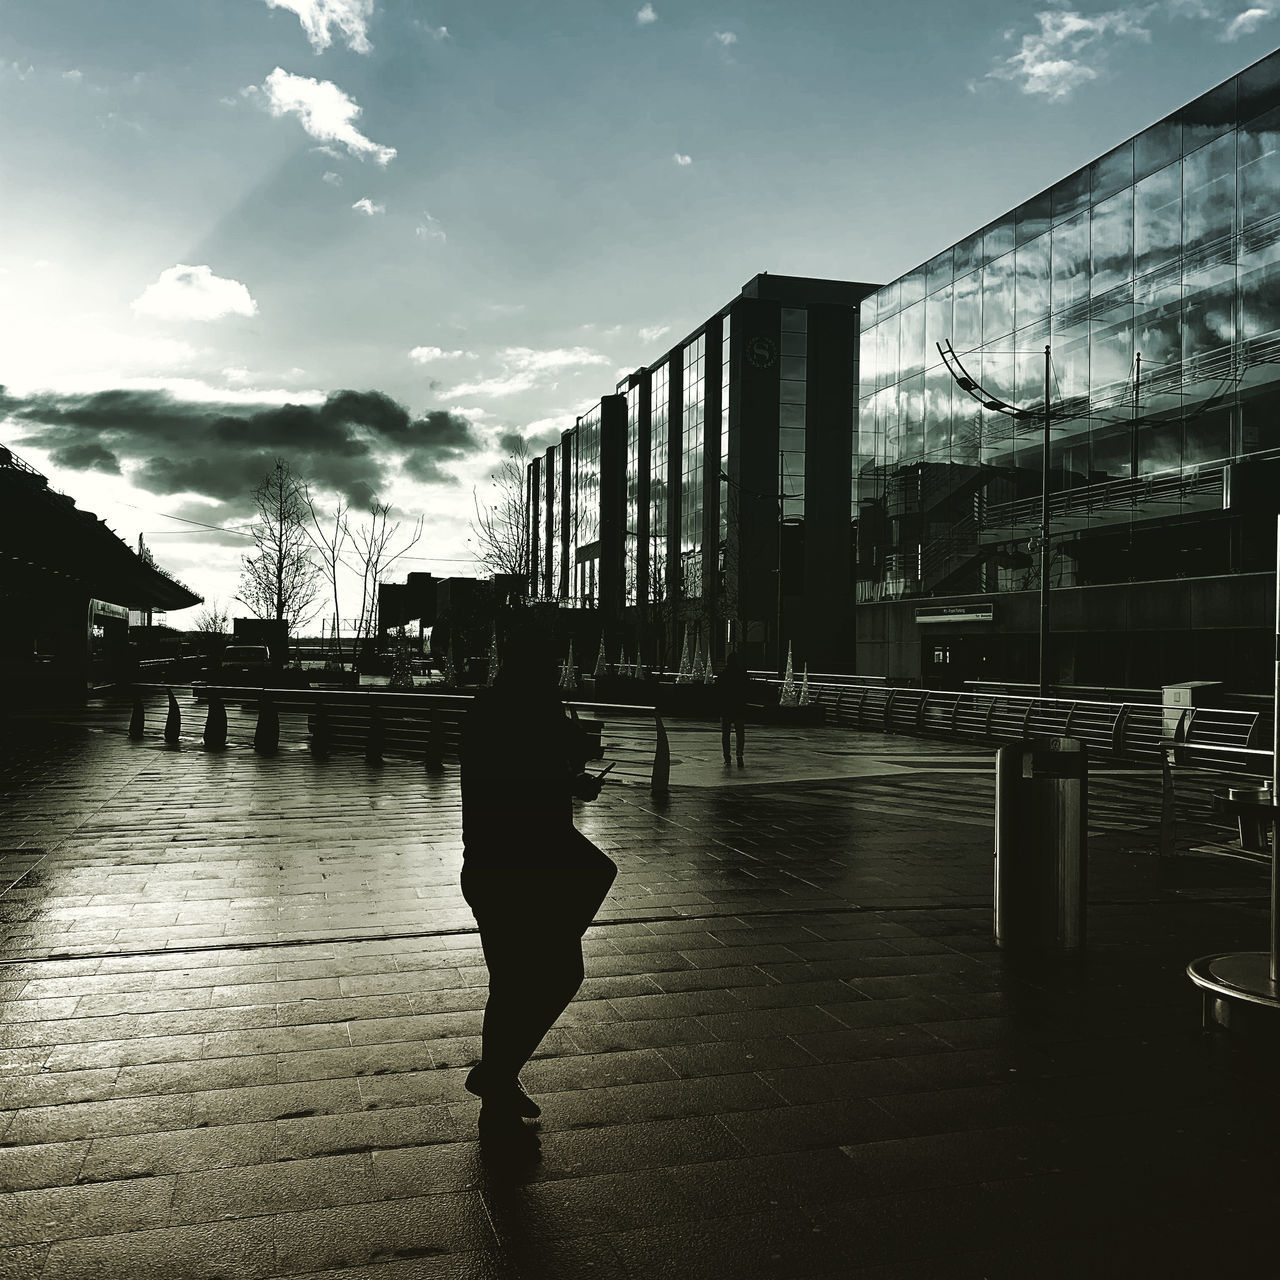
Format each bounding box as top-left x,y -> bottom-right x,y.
458,639 -> 617,1140
716,649 -> 750,767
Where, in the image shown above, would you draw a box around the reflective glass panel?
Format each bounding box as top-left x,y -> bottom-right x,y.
1051,167 -> 1091,224
875,314 -> 900,390
983,215 -> 1015,261
953,229 -> 984,277
925,285 -> 953,364
1183,133 -> 1237,250
779,378 -> 807,405
1090,301 -> 1134,399
1134,163 -> 1182,277
926,247 -> 954,294
899,373 -> 925,459
1239,104 -> 1280,227
900,270 -> 925,308
1239,229 -> 1280,342
899,301 -> 926,378
1182,268 -> 1235,362
1051,211 -> 1090,314
780,331 -> 806,356
953,271 -> 982,351
1090,189 -> 1134,296
1014,233 -> 1051,329
1015,325 -> 1050,407
982,253 -> 1014,341
1134,272 -> 1183,371
779,355 -> 808,382
780,307 -> 808,331
1050,314 -> 1090,406
1014,192 -> 1051,247
1091,140 -> 1133,203
1135,119 -> 1181,181
1180,80 -> 1237,155
1239,48 -> 1280,125
924,365 -> 952,455
778,427 -> 805,452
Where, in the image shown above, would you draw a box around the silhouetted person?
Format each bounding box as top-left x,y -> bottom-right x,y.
716,650 -> 750,767
459,640 -> 616,1137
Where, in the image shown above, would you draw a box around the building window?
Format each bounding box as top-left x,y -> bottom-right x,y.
779,308 -> 806,520
681,335 -> 706,598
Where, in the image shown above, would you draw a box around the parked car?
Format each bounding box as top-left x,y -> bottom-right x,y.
212,644 -> 272,686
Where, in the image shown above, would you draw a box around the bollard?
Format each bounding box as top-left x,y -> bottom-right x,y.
310,701 -> 331,757
651,713 -> 670,799
365,702 -> 385,765
254,693 -> 280,755
128,696 -> 145,740
164,689 -> 181,745
425,709 -> 445,772
203,692 -> 227,750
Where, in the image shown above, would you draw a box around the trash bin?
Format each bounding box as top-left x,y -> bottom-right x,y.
1227,783 -> 1273,853
994,737 -> 1088,953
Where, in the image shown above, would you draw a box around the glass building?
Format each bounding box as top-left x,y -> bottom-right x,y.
856,48 -> 1280,691
529,275 -> 874,671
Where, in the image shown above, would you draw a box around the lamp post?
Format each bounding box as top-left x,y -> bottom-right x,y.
938,341 -> 1053,695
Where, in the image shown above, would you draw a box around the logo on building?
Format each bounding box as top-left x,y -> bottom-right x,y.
746,335 -> 778,369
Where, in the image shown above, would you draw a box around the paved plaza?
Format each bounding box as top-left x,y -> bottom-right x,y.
1,689 -> 1278,1278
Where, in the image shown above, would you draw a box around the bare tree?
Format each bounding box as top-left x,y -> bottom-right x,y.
302,488 -> 350,660
346,502 -> 425,657
471,440 -> 529,578
237,459 -> 323,629
192,600 -> 230,634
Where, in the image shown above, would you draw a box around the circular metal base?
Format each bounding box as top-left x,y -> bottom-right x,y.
1187,952 -> 1280,1038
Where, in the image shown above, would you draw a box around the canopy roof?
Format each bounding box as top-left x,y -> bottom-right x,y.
0,445 -> 201,611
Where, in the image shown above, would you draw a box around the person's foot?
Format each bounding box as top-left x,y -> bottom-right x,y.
723,755 -> 731,765
465,1064 -> 541,1117
737,756 -> 744,768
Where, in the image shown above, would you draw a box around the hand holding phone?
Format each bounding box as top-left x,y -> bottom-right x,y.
594,762 -> 616,781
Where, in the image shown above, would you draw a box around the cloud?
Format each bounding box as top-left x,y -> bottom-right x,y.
255,68 -> 396,165
62,69 -> 83,83
322,170 -> 342,185
351,197 -> 384,215
639,324 -> 671,343
637,4 -> 658,23
673,152 -> 692,166
263,0 -> 374,54
0,385 -> 483,506
418,22 -> 449,40
415,212 -> 446,242
131,265 -> 258,322
445,347 -> 609,399
1223,5 -> 1276,38
987,8 -> 1150,100
713,30 -> 737,45
409,346 -> 476,363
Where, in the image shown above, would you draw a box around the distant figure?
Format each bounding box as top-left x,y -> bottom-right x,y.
459,639 -> 617,1139
716,650 -> 750,767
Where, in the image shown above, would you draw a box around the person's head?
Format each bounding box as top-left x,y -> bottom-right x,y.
493,631 -> 561,692
725,649 -> 746,673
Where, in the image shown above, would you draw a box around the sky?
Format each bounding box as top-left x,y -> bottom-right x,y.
2,0 -> 1278,624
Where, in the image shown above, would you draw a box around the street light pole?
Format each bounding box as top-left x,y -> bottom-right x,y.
777,450 -> 785,677
1039,345 -> 1051,698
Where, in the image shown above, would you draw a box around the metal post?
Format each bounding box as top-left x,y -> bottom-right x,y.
776,450 -> 785,676
1038,346 -> 1051,698
1271,512 -> 1279,983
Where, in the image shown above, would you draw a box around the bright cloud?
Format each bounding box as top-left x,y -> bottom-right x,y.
446,347 -> 609,399
639,324 -> 671,343
673,152 -> 692,166
62,69 -> 83,83
713,30 -> 737,45
131,265 -> 258,322
1223,5 -> 1276,38
256,68 -> 396,165
987,9 -> 1150,101
637,4 -> 658,24
415,212 -> 446,242
322,170 -> 342,185
263,0 -> 374,54
351,197 -> 384,215
409,346 -> 476,363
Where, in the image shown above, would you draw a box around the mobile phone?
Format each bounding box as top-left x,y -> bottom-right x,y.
594,762 -> 616,780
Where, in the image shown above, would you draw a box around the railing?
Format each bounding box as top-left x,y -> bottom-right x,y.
746,677 -> 1273,777
127,684 -> 673,797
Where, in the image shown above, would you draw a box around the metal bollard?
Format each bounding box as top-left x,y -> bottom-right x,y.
254,694 -> 280,755
310,702 -> 331,757
164,689 -> 181,745
365,702 -> 384,764
651,714 -> 670,799
128,697 -> 145,740
425,709 -> 445,772
203,693 -> 227,750
1228,783 -> 1273,853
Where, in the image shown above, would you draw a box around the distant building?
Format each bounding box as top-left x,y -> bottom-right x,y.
855,46 -> 1280,691
0,445 -> 201,699
527,274 -> 877,671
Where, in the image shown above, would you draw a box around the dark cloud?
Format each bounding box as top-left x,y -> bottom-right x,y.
0,386 -> 482,508
48,442 -> 120,474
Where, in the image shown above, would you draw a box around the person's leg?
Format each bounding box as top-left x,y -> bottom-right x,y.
721,715 -> 731,763
735,714 -> 745,765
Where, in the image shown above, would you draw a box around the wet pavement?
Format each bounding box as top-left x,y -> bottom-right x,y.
1,688 -> 1277,1278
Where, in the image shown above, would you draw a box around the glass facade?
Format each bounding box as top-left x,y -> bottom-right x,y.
624,379 -> 643,608
857,49 -> 1280,604
650,361 -> 670,606
545,442 -> 562,601
779,307 -> 807,518
681,335 -> 706,598
573,405 -> 602,607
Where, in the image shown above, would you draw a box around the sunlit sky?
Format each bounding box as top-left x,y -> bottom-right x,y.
2,0 -> 1277,620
